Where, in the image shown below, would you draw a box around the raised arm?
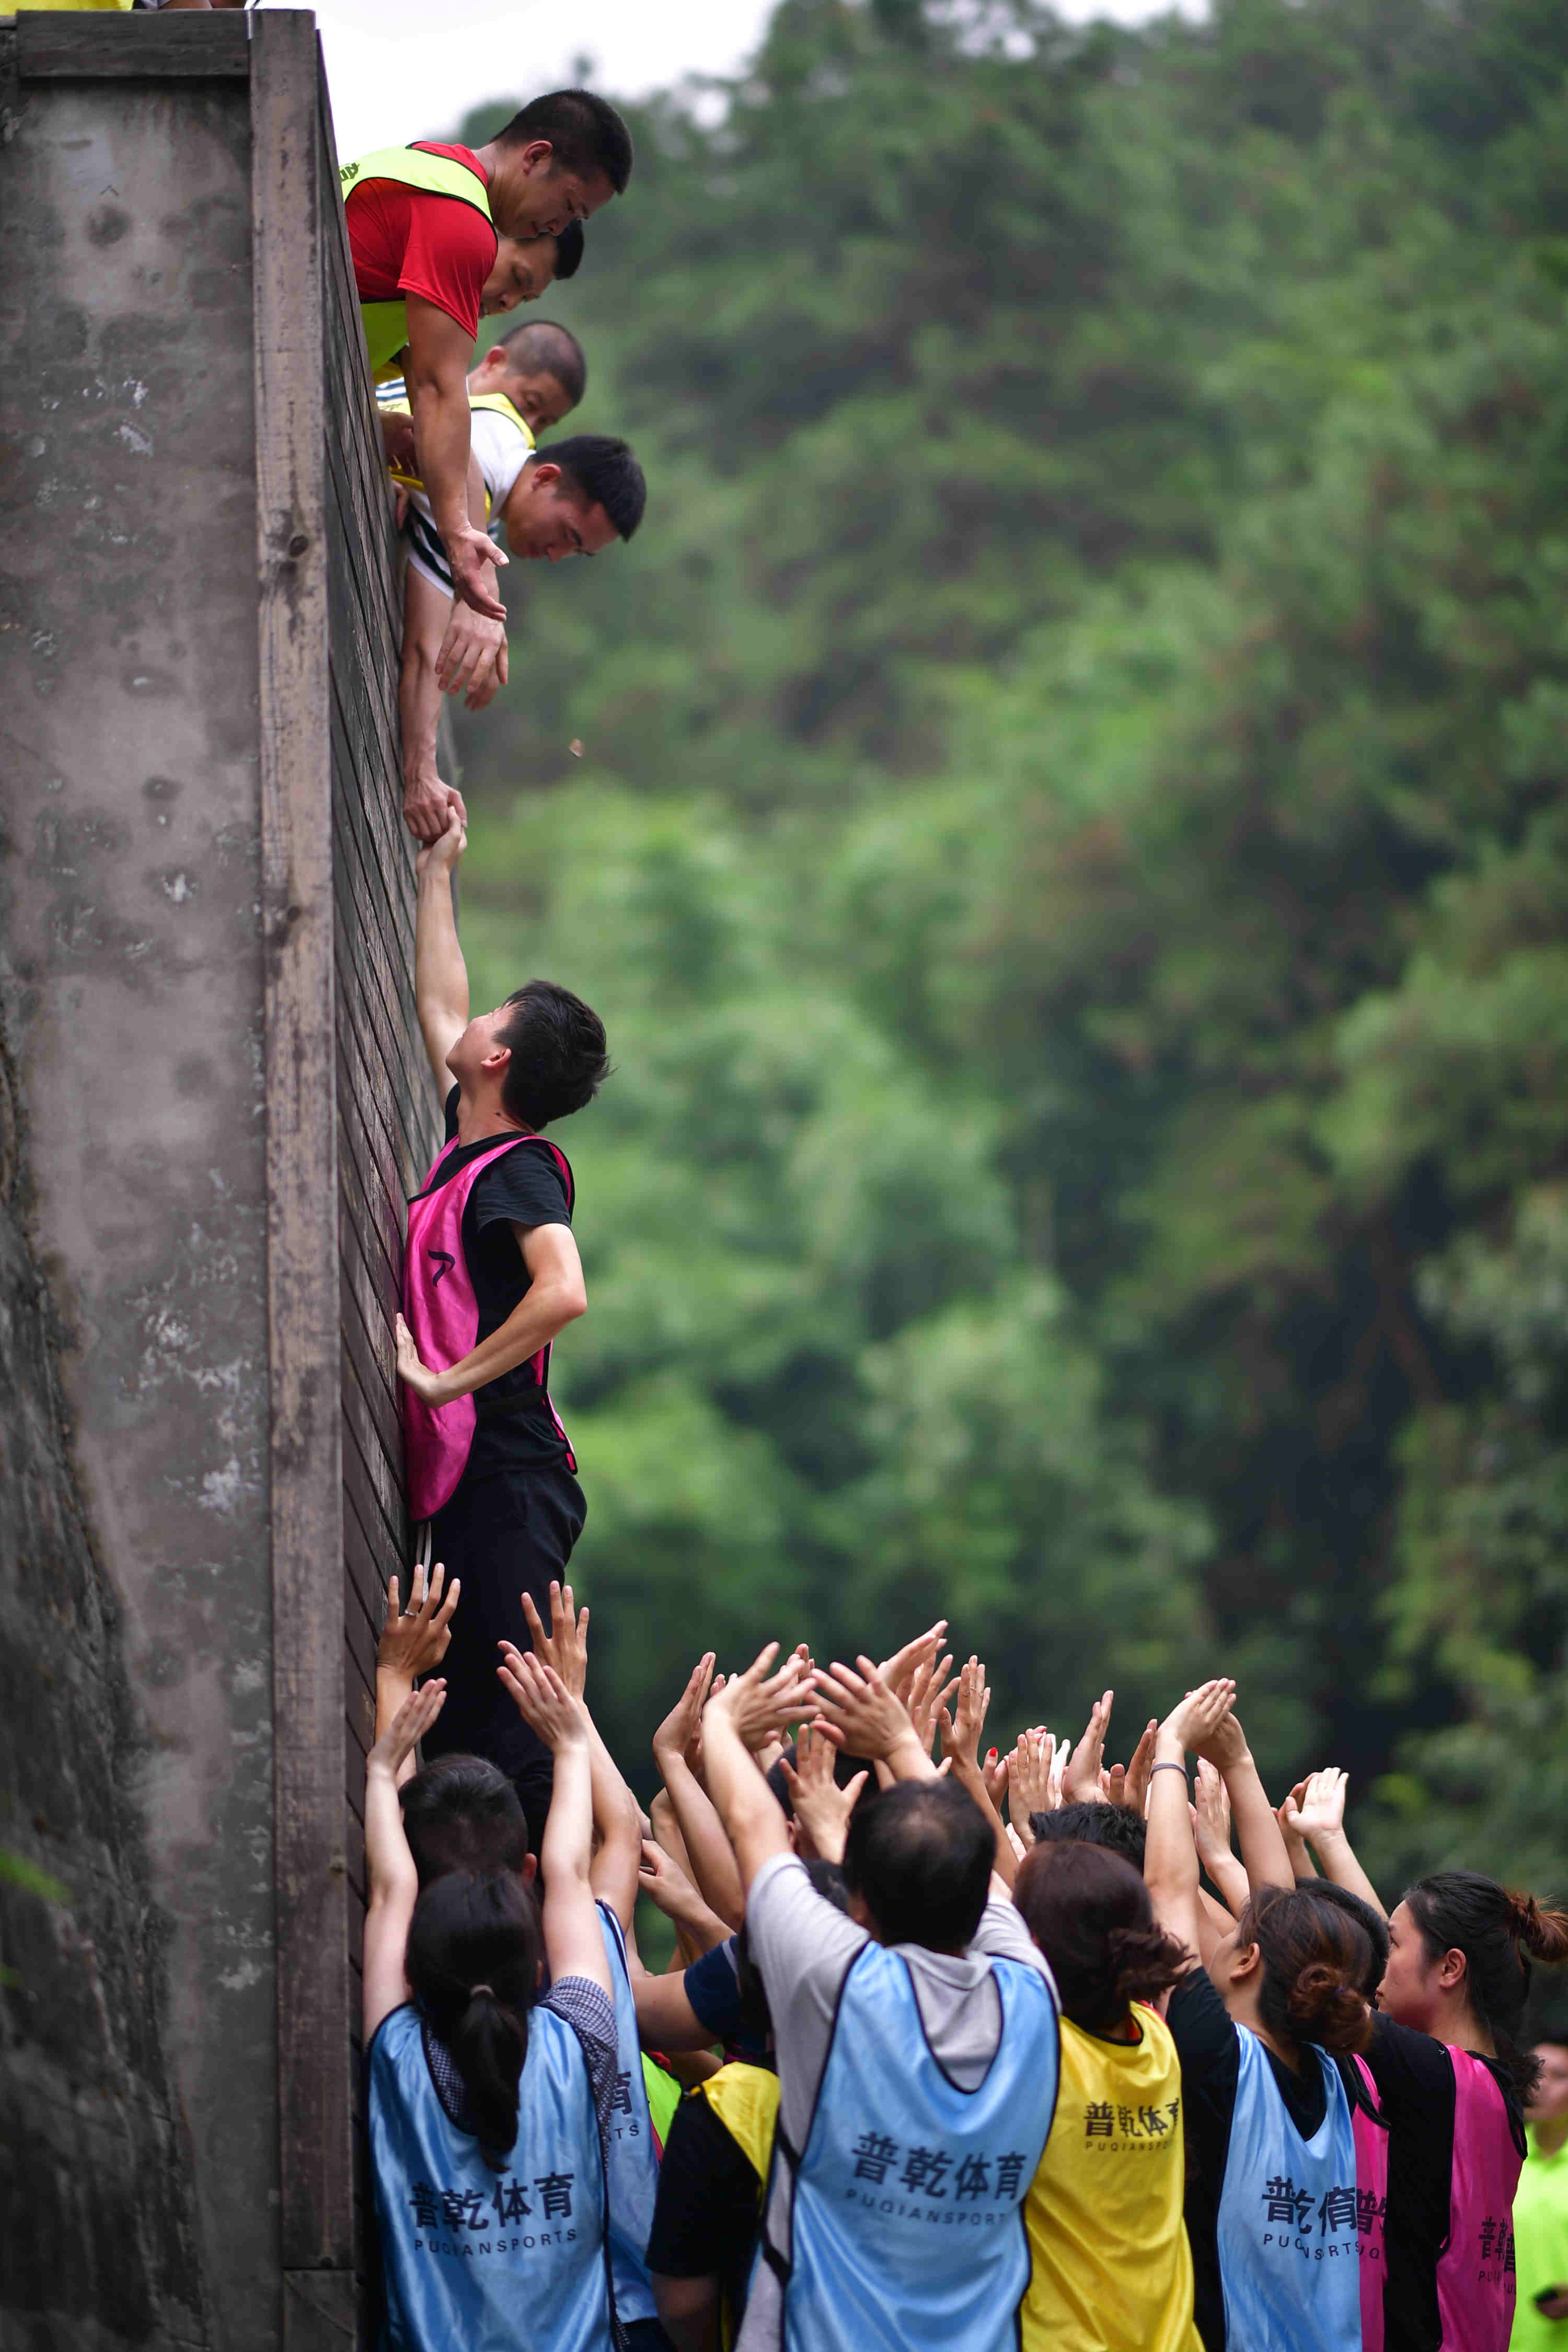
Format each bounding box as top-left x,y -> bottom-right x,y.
497,1650 -> 609,1994
364,1680 -> 447,2039
699,1644 -> 816,1894
1144,1680 -> 1236,1971
652,1656 -> 746,1932
413,808 -> 468,1088
374,1561 -> 460,1785
1191,1695 -> 1295,1900
938,1656 -> 1017,1887
398,568 -> 470,845
812,1654 -> 941,1785
1282,1768 -> 1386,1917
518,1581 -> 642,1931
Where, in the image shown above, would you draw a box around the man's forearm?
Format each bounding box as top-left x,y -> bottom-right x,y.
408,367 -> 479,552
422,1281 -> 584,1405
416,834 -> 467,1022
400,587 -> 447,794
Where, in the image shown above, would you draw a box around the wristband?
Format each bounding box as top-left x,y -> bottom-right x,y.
1149,1760 -> 1188,1778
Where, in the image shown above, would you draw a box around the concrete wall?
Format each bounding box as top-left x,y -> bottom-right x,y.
0,19 -> 433,2346
0,59 -> 278,2352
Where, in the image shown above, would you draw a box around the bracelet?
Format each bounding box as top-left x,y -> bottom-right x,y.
1149,1760 -> 1188,1778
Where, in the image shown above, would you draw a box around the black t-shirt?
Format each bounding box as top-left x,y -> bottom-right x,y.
1167,1968 -> 1334,2352
439,1088 -> 573,1426
1361,2014 -> 1524,2352
645,2090 -> 764,2327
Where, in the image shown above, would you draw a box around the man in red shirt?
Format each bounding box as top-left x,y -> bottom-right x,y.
344,88 -> 632,694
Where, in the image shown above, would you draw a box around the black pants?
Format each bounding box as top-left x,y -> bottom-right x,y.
420,1420 -> 586,1851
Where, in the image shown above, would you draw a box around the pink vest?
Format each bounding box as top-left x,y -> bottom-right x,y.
1349,2053 -> 1390,2352
402,1129 -> 574,1522
1436,2049 -> 1522,2352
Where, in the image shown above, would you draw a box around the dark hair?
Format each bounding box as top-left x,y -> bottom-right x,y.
543,435 -> 646,541
1014,1841 -> 1185,2032
1404,1871 -> 1568,2101
1298,1877 -> 1388,1996
551,219 -> 584,281
494,89 -> 633,194
495,979 -> 610,1129
497,318 -> 586,407
1032,1800 -> 1147,1872
1241,1885 -> 1375,2058
843,1779 -> 993,1953
401,1753 -> 531,1888
406,1870 -> 545,2167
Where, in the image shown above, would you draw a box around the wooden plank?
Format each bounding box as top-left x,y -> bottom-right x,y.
15,10 -> 249,78
251,9 -> 353,2297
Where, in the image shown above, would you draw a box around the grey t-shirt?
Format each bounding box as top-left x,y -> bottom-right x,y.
736,1852 -> 1054,2352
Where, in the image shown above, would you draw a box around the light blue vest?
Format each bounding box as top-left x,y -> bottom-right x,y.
1214,2028 -> 1365,2351
769,1946 -> 1059,2352
368,2001 -> 614,2352
596,1903 -> 661,2326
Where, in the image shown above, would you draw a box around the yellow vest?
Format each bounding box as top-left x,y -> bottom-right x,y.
339,145 -> 494,376
1022,2008 -> 1203,2352
691,2065 -> 781,2352
377,389 -> 533,514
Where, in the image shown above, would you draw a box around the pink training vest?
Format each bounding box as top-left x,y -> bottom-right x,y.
1348,2053 -> 1390,2352
1435,2049 -> 1523,2352
402,1129 -> 575,1523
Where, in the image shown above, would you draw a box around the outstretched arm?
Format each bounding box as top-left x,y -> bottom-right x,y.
402,294 -> 508,623
1283,1769 -> 1385,1917
700,1645 -> 816,1894
399,568 -> 470,845
498,1651 -> 609,1993
1144,1680 -> 1236,1973
1191,1700 -> 1294,1900
652,1656 -> 746,1932
364,1680 -> 447,2038
375,1561 -> 460,1784
518,1582 -> 642,1930
413,808 -> 468,1089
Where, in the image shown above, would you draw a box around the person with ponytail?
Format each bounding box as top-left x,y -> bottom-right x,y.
1145,1680 -> 1389,2352
1012,1839 -> 1201,2351
362,1657 -> 617,2352
1291,1772 -> 1568,2352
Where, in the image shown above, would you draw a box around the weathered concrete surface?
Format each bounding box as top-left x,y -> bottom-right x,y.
0,78 -> 276,2352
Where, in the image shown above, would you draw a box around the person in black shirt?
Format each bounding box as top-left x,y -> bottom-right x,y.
394,808 -> 609,1842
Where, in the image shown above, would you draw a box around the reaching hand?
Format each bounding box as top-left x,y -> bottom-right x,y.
1283,1766 -> 1349,1845
1191,1757 -> 1233,1867
779,1721 -> 867,1865
521,1580 -> 590,1703
906,1649 -> 956,1758
1188,1691 -> 1250,1773
445,523 -> 509,620
982,1748 -> 1009,1813
368,1679 -> 446,1778
435,602 -> 509,709
414,802 -> 466,879
636,1837 -> 702,1921
938,1656 -> 993,1777
1120,1719 -> 1159,1817
1161,1677 -> 1236,1756
497,1650 -> 587,1755
706,1643 -> 817,1753
878,1622 -> 950,1704
754,1645 -> 813,1767
812,1656 -> 926,1767
653,1653 -> 716,1774
1062,1690 -> 1114,1806
402,770 -> 469,847
378,1561 -> 460,1682
1007,1728 -> 1055,1835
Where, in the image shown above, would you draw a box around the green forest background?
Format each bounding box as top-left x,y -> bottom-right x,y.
448,0 -> 1568,1903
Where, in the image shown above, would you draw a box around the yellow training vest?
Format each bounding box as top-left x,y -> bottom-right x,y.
377,389 -> 533,513
1022,2007 -> 1203,2352
691,2065 -> 781,2352
339,146 -> 494,377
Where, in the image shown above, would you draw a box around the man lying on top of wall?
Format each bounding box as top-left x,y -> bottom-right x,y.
378,325 -> 647,841
341,90 -> 632,711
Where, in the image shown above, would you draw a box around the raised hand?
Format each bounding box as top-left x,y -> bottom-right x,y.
939,1656 -> 993,1777
906,1649 -> 956,1759
707,1642 -> 817,1753
1283,1766 -> 1349,1844
982,1748 -> 1009,1814
497,1650 -> 588,1754
521,1579 -> 590,1703
1008,1728 -> 1055,1837
378,1561 -> 460,1682
1192,1757 -> 1233,1867
1062,1690 -> 1114,1805
368,1679 -> 446,1779
779,1721 -> 868,1865
1120,1719 -> 1159,1817
653,1653 -> 717,1775
1186,1685 -> 1249,1772
878,1621 -> 950,1702
812,1656 -> 931,1776
1162,1677 -> 1236,1755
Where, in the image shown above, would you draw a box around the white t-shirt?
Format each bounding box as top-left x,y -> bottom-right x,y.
376,377 -> 534,594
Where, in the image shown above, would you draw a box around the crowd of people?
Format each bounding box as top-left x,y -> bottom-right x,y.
366,1579 -> 1568,2352
335,77 -> 1568,2352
